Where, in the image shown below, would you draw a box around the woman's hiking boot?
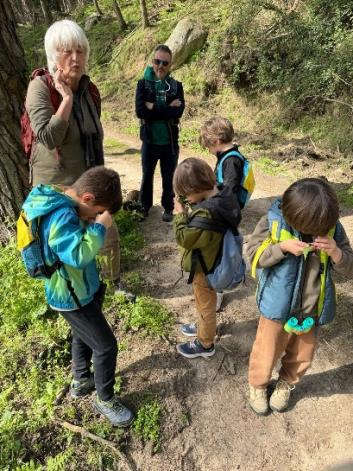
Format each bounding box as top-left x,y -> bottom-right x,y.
180,323 -> 197,337
269,379 -> 295,412
70,375 -> 95,398
94,395 -> 134,427
176,338 -> 215,359
248,385 -> 268,415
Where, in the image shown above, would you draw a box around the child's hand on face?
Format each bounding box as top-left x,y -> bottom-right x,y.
279,239 -> 310,257
313,236 -> 342,264
173,196 -> 185,214
95,211 -> 112,229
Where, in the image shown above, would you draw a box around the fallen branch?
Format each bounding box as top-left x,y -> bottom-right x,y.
211,353 -> 226,382
54,383 -> 70,406
55,419 -> 134,471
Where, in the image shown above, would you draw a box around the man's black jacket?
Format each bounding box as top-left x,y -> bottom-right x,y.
135,77 -> 185,151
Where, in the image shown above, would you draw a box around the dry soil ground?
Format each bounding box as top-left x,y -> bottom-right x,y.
102,130 -> 353,471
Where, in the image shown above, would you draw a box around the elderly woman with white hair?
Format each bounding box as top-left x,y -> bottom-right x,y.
26,19 -> 103,185
25,20 -> 135,300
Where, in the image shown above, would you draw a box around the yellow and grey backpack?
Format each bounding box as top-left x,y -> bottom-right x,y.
17,211 -> 62,279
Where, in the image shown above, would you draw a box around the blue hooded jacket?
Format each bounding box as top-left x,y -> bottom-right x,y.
22,185 -> 106,310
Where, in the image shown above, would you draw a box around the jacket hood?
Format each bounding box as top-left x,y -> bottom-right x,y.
143,65 -> 170,82
22,184 -> 77,221
196,186 -> 241,231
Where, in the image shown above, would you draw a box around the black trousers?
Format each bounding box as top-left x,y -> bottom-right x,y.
140,141 -> 179,212
61,299 -> 117,401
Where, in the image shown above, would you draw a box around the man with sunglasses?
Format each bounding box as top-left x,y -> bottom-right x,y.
135,44 -> 185,222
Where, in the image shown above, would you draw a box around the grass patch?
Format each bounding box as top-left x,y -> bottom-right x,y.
254,157 -> 287,176
105,294 -> 173,337
132,399 -> 163,453
103,137 -> 125,149
115,210 -> 144,263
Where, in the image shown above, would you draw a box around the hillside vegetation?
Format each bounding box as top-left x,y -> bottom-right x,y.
19,0 -> 353,156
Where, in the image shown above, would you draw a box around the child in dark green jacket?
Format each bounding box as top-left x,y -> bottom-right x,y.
173,158 -> 241,358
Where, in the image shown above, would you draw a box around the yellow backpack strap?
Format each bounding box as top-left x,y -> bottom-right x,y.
17,211 -> 34,251
251,237 -> 272,278
251,219 -> 297,279
317,227 -> 336,315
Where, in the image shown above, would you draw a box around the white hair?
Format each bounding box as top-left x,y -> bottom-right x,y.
44,20 -> 90,74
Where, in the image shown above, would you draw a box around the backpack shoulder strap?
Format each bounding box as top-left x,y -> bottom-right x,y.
168,77 -> 178,94
216,149 -> 245,184
187,216 -> 228,234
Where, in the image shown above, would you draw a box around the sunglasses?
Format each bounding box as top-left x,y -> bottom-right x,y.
153,58 -> 170,67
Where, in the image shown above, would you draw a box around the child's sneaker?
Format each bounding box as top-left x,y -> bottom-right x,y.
180,323 -> 197,337
269,378 -> 295,412
70,375 -> 95,398
94,395 -> 134,427
249,385 -> 268,415
176,339 -> 215,359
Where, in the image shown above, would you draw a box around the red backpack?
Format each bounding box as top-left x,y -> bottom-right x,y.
20,68 -> 101,160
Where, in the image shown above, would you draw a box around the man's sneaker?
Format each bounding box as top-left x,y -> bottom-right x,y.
70,375 -> 95,399
114,282 -> 136,303
176,338 -> 215,359
249,385 -> 269,415
94,396 -> 134,427
162,210 -> 173,222
216,292 -> 224,312
269,378 -> 295,412
180,323 -> 197,337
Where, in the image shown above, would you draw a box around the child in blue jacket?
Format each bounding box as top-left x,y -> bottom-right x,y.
245,178 -> 353,415
21,166 -> 133,427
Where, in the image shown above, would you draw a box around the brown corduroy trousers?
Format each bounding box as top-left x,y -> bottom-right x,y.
193,272 -> 217,348
249,316 -> 318,388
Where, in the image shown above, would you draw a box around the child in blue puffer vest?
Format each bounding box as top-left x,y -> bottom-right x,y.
245,178 -> 353,415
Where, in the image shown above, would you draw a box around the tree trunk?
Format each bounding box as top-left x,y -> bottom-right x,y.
0,0 -> 29,224
93,0 -> 103,16
40,0 -> 53,24
140,0 -> 150,28
112,0 -> 127,31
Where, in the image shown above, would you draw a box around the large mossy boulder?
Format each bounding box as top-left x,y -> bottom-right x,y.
166,17 -> 207,69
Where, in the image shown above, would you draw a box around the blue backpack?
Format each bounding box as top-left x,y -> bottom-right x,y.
216,149 -> 255,208
187,216 -> 246,291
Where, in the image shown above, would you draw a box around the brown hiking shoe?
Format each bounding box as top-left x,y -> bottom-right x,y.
269,378 -> 295,412
249,385 -> 268,415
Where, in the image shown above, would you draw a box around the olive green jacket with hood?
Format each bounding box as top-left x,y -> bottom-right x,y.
173,186 -> 241,274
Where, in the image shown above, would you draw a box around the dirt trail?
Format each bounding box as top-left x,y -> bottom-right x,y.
104,130 -> 353,471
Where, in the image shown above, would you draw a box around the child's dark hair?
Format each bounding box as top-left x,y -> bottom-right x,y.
199,116 -> 235,148
282,178 -> 339,236
72,166 -> 122,214
173,158 -> 216,196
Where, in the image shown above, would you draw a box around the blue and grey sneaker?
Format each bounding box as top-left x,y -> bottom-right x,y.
180,323 -> 197,337
94,396 -> 134,427
70,375 -> 95,398
176,339 -> 215,359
